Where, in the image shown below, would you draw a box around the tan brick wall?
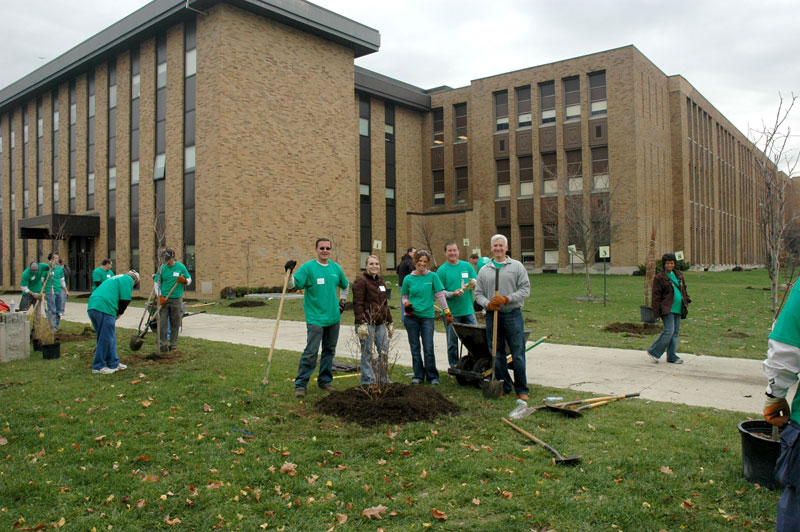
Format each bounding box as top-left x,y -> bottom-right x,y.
165,23 -> 185,264
115,51 -> 131,276
95,62 -> 109,259
138,37 -> 156,285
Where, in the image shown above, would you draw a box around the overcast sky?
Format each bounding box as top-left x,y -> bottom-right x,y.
2,0 -> 797,169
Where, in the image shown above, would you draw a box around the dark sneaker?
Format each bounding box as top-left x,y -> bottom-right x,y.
648,353 -> 659,364
430,380 -> 440,386
321,385 -> 335,392
668,358 -> 684,364
410,379 -> 422,385
294,388 -> 306,398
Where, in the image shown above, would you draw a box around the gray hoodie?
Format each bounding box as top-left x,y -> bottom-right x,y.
474,257 -> 530,311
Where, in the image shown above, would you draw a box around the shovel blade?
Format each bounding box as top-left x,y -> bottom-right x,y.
482,379 -> 503,399
545,402 -> 582,418
129,334 -> 144,351
555,455 -> 582,465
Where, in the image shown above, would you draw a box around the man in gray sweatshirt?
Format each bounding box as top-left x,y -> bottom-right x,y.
474,234 -> 531,400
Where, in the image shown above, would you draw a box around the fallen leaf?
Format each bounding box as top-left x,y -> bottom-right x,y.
337,513 -> 347,524
136,499 -> 146,509
163,515 -> 182,526
94,435 -> 106,442
634,421 -> 645,426
203,403 -> 213,412
361,505 -> 388,520
206,481 -> 222,489
280,462 -> 298,476
472,498 -> 480,505
500,491 -> 513,499
660,466 -> 674,475
141,474 -> 160,483
378,459 -> 387,465
419,470 -> 428,479
681,499 -> 694,510
431,509 -> 447,520
141,400 -> 151,408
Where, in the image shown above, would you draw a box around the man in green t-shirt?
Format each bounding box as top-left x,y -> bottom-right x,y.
20,261 -> 51,314
87,271 -> 139,374
437,241 -> 478,368
154,248 -> 192,354
91,259 -> 115,291
44,253 -> 70,330
285,238 -> 350,398
763,281 -> 800,530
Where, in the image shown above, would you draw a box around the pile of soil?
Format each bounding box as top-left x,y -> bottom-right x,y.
603,322 -> 662,335
228,300 -> 265,308
317,383 -> 459,427
724,331 -> 750,338
56,326 -> 95,343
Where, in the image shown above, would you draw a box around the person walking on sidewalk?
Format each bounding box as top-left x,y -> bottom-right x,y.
286,238 -> 350,398
646,253 -> 690,364
437,241 -> 477,368
92,259 -> 115,291
155,248 -> 191,354
44,253 -> 69,330
87,271 -> 139,374
474,234 -> 531,400
352,255 -> 393,385
401,250 -> 453,385
763,280 -> 800,532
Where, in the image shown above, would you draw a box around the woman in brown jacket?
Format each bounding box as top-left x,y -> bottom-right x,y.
352,255 -> 394,385
647,253 -> 691,364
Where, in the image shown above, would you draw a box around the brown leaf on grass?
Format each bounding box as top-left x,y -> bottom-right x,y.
634,421 -> 645,426
185,498 -> 194,506
141,400 -> 152,408
207,481 -> 222,489
163,515 -> 182,526
203,403 -> 213,412
232,448 -> 245,455
613,475 -> 623,483
130,379 -> 141,385
141,474 -> 160,483
336,513 -> 348,524
386,429 -> 398,439
419,470 -> 428,479
306,474 -> 319,484
361,505 -> 388,520
136,499 -> 146,508
400,450 -> 413,456
280,462 -> 298,476
660,466 -> 674,475
681,499 -> 694,510
500,491 -> 513,499
94,435 -> 106,442
377,459 -> 387,465
431,509 -> 447,520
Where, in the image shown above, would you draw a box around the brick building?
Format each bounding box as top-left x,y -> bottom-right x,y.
0,0 -> 780,295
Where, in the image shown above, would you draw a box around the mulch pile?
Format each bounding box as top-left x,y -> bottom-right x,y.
317,383 -> 460,427
603,322 -> 662,335
228,300 -> 265,308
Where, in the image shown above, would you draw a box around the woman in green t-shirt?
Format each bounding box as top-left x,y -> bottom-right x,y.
401,250 -> 453,385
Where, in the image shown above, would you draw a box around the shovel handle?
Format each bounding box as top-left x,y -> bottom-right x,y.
577,400 -> 611,412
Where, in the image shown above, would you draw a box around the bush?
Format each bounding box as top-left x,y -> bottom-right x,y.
219,286 -> 287,299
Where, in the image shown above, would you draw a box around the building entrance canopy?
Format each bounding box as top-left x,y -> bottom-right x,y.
17,214 -> 100,240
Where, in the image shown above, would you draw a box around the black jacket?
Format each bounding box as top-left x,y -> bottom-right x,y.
397,254 -> 414,288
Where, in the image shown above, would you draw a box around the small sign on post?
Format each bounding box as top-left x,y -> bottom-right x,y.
568,244 -> 577,254
675,250 -> 684,261
599,246 -> 610,258
462,238 -> 470,246
598,246 -> 610,306
472,248 -> 481,256
373,240 -> 382,250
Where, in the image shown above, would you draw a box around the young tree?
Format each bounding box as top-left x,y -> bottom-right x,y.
752,93 -> 799,319
413,216 -> 438,267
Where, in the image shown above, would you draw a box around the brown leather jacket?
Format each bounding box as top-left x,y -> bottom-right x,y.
352,272 -> 393,325
651,270 -> 691,318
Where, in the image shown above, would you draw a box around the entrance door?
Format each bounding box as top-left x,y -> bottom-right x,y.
68,237 -> 94,292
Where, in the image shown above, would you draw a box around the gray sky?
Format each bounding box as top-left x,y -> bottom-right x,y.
2,0 -> 797,169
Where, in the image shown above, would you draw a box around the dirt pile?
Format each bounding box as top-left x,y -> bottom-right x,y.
603,322 -> 662,335
317,383 -> 460,427
228,300 -> 265,308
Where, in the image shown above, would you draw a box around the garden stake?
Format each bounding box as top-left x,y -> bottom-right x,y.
261,269 -> 291,395
501,417 -> 581,465
545,392 -> 640,418
482,266 -> 503,399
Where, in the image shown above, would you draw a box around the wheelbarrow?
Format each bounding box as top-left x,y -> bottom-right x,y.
446,323 -> 545,388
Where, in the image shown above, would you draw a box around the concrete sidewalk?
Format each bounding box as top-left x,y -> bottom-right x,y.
62,303 -> 785,415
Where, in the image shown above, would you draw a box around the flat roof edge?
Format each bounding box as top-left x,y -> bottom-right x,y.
355,66 -> 430,111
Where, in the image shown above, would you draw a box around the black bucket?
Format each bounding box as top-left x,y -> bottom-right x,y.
32,338 -> 42,352
738,419 -> 783,489
41,343 -> 61,360
640,305 -> 657,323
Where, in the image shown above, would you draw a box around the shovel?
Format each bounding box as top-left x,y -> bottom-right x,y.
261,268 -> 291,395
129,285 -> 157,351
482,266 -> 503,399
545,392 -> 640,418
501,418 -> 581,465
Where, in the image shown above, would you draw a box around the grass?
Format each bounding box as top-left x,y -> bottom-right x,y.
74,268 -> 779,360
0,321 -> 780,531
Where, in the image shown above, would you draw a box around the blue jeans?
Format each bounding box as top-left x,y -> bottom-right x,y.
648,312 -> 682,362
46,291 -> 66,329
295,322 -> 340,390
359,324 -> 390,385
88,309 -> 121,370
443,313 -> 478,367
405,315 -> 438,383
485,308 -> 528,395
776,421 -> 800,532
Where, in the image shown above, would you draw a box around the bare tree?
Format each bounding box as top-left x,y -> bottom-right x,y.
752,93 -> 800,319
413,216 -> 438,267
345,308 -> 401,399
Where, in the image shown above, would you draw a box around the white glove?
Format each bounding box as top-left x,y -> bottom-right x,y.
357,324 -> 369,340
387,323 -> 394,339
465,278 -> 477,290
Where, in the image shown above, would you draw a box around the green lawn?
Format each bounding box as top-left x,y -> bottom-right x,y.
0,321 -> 780,531
88,268 -> 778,360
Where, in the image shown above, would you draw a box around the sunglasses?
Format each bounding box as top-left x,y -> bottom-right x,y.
318,247 -> 331,251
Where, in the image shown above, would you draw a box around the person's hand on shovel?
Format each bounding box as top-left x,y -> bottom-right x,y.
487,295 -> 509,311
177,275 -> 188,285
764,395 -> 790,427
284,260 -> 297,273
404,302 -> 414,316
159,296 -> 169,306
357,324 -> 369,340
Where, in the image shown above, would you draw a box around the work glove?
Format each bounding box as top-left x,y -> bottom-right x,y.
487,295 -> 509,311
444,309 -> 455,326
404,302 -> 414,316
34,293 -> 43,300
764,396 -> 791,427
357,324 -> 369,340
159,296 -> 169,306
387,323 -> 394,339
284,260 -> 297,273
339,300 -> 346,314
177,275 -> 188,285
465,278 -> 477,290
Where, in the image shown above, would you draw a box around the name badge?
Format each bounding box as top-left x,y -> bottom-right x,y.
173,272 -> 180,277
461,272 -> 469,278
379,286 -> 386,292
317,278 -> 325,285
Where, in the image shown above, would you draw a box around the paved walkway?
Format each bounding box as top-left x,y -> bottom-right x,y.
62,303 -> 789,415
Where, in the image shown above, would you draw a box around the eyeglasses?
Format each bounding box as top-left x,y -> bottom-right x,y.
318,247 -> 331,251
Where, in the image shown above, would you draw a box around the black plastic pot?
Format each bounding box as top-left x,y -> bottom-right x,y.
32,338 -> 42,352
738,419 -> 783,489
640,305 -> 657,323
41,343 -> 61,360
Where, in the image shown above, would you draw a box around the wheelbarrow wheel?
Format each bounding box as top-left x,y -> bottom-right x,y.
454,355 -> 476,387
471,357 -> 492,389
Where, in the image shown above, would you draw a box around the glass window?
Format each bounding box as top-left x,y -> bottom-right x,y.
53,110 -> 59,131
385,187 -> 395,199
109,85 -> 117,108
359,117 -> 369,137
132,74 -> 140,99
131,160 -> 140,185
589,71 -> 607,116
516,86 -> 532,128
154,153 -> 166,179
494,91 -> 508,131
359,184 -> 370,196
157,63 -> 167,89
432,107 -> 444,144
184,146 -> 196,171
185,49 -> 197,77
384,123 -> 394,142
496,159 -> 510,198
433,170 -> 445,205
108,166 -> 116,190
564,76 -> 580,120
455,166 -> 468,204
454,103 -> 467,140
518,156 -> 533,196
539,82 -> 555,124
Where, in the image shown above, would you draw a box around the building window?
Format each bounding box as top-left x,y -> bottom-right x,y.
543,222 -> 558,264
589,71 -> 607,116
432,107 -> 444,144
592,146 -> 609,191
87,69 -> 95,210
541,152 -> 557,194
52,91 -> 59,212
68,80 -> 76,213
518,155 -> 533,196
36,99 -> 43,215
516,85 -> 531,128
539,81 -> 555,124
433,170 -> 445,205
154,34 -> 167,182
566,149 -> 582,193
520,224 -> 534,263
454,103 -> 467,141
385,102 -> 396,268
563,76 -> 580,120
130,47 -> 140,263
359,95 -> 371,258
496,159 -> 510,198
494,90 -> 509,131
455,166 -> 468,204
184,18 -> 197,289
